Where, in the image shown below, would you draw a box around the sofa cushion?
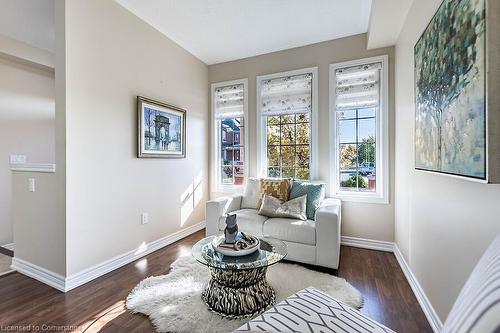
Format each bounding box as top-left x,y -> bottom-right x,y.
235,287 -> 395,332
218,209 -> 267,237
241,178 -> 260,209
290,180 -> 326,220
263,217 -> 316,245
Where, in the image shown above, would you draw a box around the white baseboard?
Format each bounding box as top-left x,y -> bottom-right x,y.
11,257 -> 66,291
65,221 -> 205,291
342,236 -> 442,333
394,245 -> 443,333
1,243 -> 14,251
12,221 -> 205,292
341,236 -> 394,252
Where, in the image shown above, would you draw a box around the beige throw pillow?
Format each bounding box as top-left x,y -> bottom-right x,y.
258,194 -> 307,221
257,178 -> 291,208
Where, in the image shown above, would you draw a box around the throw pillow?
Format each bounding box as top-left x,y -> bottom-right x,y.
289,180 -> 326,220
258,178 -> 291,208
241,178 -> 260,209
258,194 -> 307,220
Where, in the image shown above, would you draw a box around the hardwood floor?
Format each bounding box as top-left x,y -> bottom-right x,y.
0,230 -> 432,332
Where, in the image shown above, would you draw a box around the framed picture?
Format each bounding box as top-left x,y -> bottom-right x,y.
414,0 -> 486,180
137,96 -> 186,158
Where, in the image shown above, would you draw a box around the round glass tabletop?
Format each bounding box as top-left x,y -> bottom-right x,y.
192,235 -> 287,271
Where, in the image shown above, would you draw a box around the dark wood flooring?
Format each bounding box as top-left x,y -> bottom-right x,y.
0,230 -> 432,332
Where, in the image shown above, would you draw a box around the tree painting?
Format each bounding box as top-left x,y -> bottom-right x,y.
415,0 -> 486,179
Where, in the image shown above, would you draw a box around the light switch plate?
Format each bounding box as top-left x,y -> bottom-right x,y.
10,154 -> 26,164
28,178 -> 35,192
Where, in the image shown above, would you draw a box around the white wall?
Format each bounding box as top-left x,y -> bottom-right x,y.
395,0 -> 500,321
62,0 -> 208,275
209,34 -> 396,241
0,56 -> 55,246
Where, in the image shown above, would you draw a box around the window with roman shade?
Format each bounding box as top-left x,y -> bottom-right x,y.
212,80 -> 247,188
330,57 -> 388,203
257,69 -> 317,180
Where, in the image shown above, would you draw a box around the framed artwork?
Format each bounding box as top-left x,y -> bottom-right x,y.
137,96 -> 186,158
414,0 -> 486,180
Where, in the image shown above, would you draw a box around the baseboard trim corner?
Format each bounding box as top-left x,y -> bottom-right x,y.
1,243 -> 14,251
64,221 -> 206,292
10,257 -> 66,292
393,245 -> 443,333
341,236 -> 394,252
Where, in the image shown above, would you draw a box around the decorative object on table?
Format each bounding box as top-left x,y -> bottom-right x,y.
224,214 -> 238,244
126,255 -> 362,333
258,194 -> 307,220
289,180 -> 326,220
414,0 -> 486,180
212,233 -> 260,257
137,96 -> 186,158
257,178 -> 291,207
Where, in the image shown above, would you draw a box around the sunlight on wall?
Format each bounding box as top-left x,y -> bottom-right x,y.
134,242 -> 148,255
180,171 -> 203,226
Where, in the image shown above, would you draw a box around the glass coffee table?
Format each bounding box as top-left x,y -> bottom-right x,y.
192,235 -> 287,319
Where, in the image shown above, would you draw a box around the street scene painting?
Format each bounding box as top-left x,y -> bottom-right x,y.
137,96 -> 186,158
414,0 -> 486,179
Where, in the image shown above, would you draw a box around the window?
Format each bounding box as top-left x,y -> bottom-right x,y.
330,56 -> 389,203
211,79 -> 248,190
257,68 -> 318,180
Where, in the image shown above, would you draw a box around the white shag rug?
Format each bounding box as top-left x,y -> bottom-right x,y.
127,256 -> 363,333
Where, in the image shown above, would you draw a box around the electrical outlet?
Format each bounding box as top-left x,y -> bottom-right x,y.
141,212 -> 149,225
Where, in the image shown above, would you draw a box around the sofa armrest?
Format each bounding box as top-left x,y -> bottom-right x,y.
205,195 -> 243,236
315,198 -> 341,269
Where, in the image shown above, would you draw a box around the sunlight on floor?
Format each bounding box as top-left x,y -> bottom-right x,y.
75,300 -> 126,333
135,258 -> 148,273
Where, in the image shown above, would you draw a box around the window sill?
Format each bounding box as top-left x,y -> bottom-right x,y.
334,192 -> 389,204
214,185 -> 244,194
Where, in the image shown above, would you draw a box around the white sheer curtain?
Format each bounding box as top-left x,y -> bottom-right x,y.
214,83 -> 244,119
335,62 -> 381,111
260,73 -> 312,116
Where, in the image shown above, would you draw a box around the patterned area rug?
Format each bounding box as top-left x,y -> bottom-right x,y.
127,256 -> 363,333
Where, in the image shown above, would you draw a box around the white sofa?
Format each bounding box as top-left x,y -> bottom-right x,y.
206,189 -> 342,270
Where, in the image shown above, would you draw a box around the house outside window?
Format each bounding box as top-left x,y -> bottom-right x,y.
257,67 -> 318,180
330,56 -> 389,203
211,79 -> 248,190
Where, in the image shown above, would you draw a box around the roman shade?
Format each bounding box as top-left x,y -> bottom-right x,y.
260,73 -> 312,116
214,83 -> 245,119
334,62 -> 381,111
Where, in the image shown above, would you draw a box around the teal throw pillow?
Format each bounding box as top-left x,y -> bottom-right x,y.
289,180 -> 326,220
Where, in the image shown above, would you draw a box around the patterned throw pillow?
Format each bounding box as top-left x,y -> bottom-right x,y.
258,194 -> 307,220
289,180 -> 326,220
257,179 -> 291,208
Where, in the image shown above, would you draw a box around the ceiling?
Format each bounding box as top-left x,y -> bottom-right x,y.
116,0 -> 372,65
0,0 -> 412,66
0,0 -> 55,52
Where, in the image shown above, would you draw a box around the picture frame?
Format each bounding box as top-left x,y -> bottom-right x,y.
137,96 -> 186,158
414,0 -> 486,180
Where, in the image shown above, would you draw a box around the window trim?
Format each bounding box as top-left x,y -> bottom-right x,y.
329,55 -> 389,204
211,78 -> 249,193
256,67 -> 319,180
